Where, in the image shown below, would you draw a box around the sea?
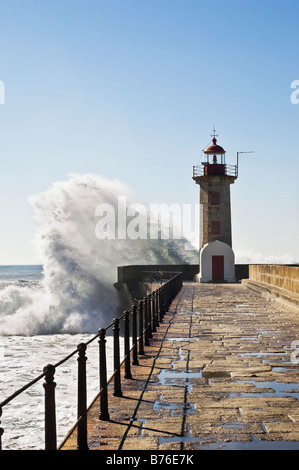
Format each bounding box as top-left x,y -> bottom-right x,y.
0,173 -> 199,451
0,265 -> 110,451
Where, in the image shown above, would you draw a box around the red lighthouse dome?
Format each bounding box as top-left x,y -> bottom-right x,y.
204,137 -> 226,155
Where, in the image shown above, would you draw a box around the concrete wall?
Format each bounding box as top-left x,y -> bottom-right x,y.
117,264 -> 249,284
249,265 -> 299,294
117,264 -> 199,284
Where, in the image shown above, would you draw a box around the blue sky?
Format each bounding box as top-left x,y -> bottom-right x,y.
0,0 -> 298,264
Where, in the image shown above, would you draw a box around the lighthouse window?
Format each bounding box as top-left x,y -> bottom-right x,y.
211,192 -> 220,205
212,221 -> 221,234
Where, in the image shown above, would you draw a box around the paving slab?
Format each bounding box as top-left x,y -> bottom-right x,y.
60,283 -> 299,450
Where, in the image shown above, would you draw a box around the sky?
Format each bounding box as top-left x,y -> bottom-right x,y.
0,0 -> 298,265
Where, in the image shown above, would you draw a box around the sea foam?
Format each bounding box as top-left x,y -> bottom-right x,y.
0,174 -> 197,336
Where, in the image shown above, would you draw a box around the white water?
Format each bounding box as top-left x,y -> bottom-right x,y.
0,173 -> 198,450
1,333 -> 103,450
0,174 -> 197,337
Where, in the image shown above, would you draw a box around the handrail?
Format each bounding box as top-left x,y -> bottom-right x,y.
193,164 -> 237,178
0,272 -> 183,450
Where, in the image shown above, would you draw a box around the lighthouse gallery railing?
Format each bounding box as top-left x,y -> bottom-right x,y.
193,164 -> 237,178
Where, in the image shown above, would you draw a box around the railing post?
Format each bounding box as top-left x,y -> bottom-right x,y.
144,296 -> 150,346
160,286 -> 166,318
98,329 -> 110,421
138,300 -> 144,356
113,318 -> 123,396
163,286 -> 167,318
165,282 -> 170,310
132,306 -> 139,365
0,408 -> 3,451
158,289 -> 162,322
150,293 -> 156,333
147,294 -> 153,338
152,292 -> 158,330
77,343 -> 88,450
43,364 -> 57,450
124,311 -> 132,379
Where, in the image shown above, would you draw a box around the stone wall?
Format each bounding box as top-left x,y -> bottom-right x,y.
249,265 -> 299,294
117,264 -> 249,284
117,264 -> 199,284
199,176 -> 235,248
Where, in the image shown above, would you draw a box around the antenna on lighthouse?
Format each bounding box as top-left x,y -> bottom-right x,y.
211,126 -> 218,140
236,151 -> 254,177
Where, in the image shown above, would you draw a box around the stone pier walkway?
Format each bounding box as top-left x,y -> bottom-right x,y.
61,283 -> 299,450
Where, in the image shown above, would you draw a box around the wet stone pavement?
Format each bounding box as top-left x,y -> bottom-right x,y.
61,283 -> 299,450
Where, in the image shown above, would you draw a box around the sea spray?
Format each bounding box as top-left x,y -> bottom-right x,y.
0,173 -> 198,336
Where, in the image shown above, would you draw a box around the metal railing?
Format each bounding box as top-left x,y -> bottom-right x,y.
193,164 -> 237,178
142,270 -> 182,284
0,273 -> 183,451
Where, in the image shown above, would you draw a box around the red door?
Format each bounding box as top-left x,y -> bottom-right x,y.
212,256 -> 224,281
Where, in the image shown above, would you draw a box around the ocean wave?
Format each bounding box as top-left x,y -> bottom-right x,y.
0,174 -> 197,336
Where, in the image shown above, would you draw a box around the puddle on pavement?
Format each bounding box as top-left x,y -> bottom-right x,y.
198,434 -> 299,450
239,351 -> 296,368
158,369 -> 203,386
171,337 -> 199,341
239,351 -> 292,365
230,380 -> 299,400
233,337 -> 260,343
240,351 -> 286,356
153,400 -> 196,416
158,433 -> 299,450
272,366 -> 296,372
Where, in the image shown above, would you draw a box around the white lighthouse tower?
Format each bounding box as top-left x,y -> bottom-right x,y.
193,130 -> 237,282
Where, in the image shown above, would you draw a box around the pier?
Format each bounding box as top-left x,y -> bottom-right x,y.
60,281 -> 299,451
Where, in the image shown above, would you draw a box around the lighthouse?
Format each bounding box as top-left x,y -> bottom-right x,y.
193,130 -> 237,282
